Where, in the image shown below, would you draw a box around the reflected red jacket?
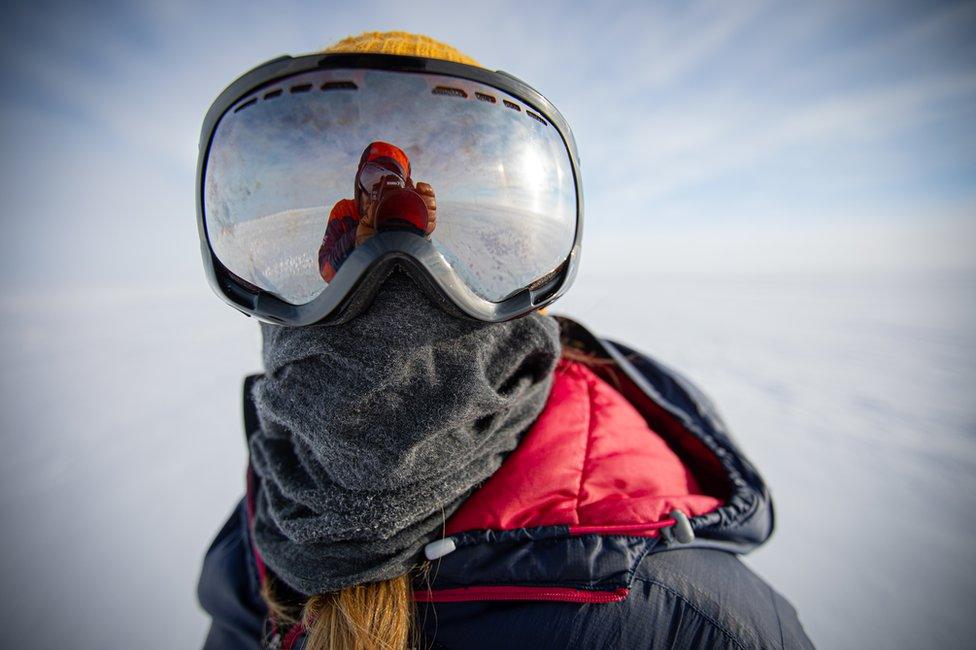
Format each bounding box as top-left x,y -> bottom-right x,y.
318,198 -> 358,282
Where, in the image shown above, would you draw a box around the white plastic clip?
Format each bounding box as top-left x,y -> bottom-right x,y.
424,537 -> 457,561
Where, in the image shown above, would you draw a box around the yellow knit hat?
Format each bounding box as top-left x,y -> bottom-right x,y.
324,31 -> 481,68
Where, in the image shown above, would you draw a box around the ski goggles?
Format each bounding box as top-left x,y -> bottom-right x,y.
197,52 -> 583,325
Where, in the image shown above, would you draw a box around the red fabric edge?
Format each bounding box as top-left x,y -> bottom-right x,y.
245,466 -> 278,639
414,585 -> 630,604
245,467 -> 268,587
281,622 -> 306,650
567,520 -> 675,536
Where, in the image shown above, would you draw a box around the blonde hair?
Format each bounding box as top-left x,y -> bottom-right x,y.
261,572 -> 416,650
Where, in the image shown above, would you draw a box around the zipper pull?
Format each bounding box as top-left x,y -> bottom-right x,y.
664,509 -> 695,545
424,537 -> 457,560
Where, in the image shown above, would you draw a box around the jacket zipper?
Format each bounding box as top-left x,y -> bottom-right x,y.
414,585 -> 630,603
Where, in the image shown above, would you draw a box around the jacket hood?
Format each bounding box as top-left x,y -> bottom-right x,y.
444,359 -> 722,535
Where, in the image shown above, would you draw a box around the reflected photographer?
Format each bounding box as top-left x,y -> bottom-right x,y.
318,141 -> 437,282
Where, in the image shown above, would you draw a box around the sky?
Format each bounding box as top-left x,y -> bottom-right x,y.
0,0 -> 973,292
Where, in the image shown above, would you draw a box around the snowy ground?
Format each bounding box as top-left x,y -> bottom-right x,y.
0,269 -> 974,649
210,199 -> 571,304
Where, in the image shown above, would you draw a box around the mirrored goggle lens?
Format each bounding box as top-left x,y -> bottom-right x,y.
203,67 -> 578,305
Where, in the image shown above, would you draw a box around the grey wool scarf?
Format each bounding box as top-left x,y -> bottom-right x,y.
248,274 -> 562,595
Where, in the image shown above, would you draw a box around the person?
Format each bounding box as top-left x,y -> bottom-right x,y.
195,31 -> 814,650
318,141 -> 437,282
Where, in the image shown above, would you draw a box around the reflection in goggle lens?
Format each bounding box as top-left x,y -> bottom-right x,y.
204,68 -> 577,305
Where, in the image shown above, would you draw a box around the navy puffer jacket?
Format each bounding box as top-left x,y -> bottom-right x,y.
197,317 -> 813,649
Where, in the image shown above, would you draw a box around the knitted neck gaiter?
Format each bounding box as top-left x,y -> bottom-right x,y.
248,274 -> 562,595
